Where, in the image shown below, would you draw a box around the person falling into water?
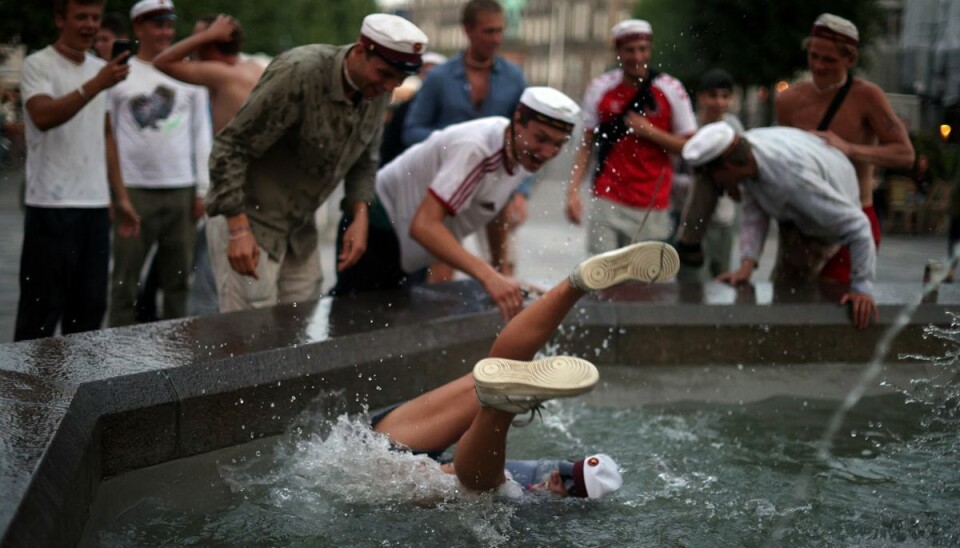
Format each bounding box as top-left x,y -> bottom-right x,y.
370,240 -> 680,497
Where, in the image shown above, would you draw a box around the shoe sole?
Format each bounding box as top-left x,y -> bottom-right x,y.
578,242 -> 680,290
473,356 -> 599,399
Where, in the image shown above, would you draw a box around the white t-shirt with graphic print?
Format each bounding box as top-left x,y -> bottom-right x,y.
107,57 -> 211,195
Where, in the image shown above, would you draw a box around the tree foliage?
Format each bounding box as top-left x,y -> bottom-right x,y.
0,0 -> 377,55
635,0 -> 883,89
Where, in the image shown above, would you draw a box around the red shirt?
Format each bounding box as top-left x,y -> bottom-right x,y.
583,71 -> 697,209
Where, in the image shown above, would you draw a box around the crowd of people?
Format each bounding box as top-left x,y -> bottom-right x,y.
13,0 -> 919,498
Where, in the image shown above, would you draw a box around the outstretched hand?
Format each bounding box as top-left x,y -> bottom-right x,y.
717,260 -> 755,286
483,271 -> 525,320
839,291 -> 878,329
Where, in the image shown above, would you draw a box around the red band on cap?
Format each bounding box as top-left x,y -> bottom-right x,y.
571,459 -> 589,498
359,35 -> 422,65
615,32 -> 651,47
810,25 -> 858,46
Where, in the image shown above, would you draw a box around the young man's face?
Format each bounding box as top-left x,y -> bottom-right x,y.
616,38 -> 652,80
512,117 -> 572,172
350,51 -> 407,99
55,1 -> 103,52
134,17 -> 175,59
464,11 -> 505,60
93,28 -> 119,60
806,37 -> 855,85
697,88 -> 733,124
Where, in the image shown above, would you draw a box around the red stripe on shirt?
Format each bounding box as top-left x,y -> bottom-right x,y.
448,151 -> 503,212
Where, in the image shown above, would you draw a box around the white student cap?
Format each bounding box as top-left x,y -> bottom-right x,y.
421,52 -> 448,66
572,454 -> 623,499
518,86 -> 581,132
810,13 -> 859,46
681,122 -> 737,167
130,0 -> 175,21
612,19 -> 653,47
359,14 -> 429,75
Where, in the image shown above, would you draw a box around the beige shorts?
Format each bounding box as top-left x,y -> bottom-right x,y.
587,197 -> 673,254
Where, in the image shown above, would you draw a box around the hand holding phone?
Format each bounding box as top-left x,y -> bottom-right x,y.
111,39 -> 135,64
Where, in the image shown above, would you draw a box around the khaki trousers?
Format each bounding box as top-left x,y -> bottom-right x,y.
206,215 -> 323,312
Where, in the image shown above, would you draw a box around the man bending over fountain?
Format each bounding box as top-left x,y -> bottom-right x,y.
332,86 -> 580,321
682,122 -> 878,329
370,240 -> 679,497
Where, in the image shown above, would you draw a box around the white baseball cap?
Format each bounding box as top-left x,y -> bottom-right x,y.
518,86 -> 581,132
573,453 -> 623,499
359,14 -> 429,75
810,13 -> 859,46
682,122 -> 738,168
612,19 -> 653,47
130,0 -> 175,22
421,52 -> 448,66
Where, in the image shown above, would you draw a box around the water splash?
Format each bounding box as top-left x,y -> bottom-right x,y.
772,258 -> 959,542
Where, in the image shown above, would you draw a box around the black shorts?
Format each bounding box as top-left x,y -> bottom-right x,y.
369,403 -> 450,463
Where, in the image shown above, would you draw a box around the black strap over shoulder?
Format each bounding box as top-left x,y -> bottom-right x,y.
594,68 -> 661,175
816,71 -> 854,131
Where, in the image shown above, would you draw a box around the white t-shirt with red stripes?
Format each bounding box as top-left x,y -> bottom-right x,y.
376,116 -> 531,273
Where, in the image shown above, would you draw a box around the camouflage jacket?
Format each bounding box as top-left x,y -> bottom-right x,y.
206,44 -> 386,260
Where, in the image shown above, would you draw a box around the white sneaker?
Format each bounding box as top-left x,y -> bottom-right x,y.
569,241 -> 680,291
473,356 -> 599,415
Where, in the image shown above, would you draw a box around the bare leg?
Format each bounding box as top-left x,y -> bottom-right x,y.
373,280 -> 586,451
452,408 -> 514,491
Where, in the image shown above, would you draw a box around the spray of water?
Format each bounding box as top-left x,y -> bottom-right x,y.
771,255 -> 959,542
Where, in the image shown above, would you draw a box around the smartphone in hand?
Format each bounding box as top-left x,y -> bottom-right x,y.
111,39 -> 136,64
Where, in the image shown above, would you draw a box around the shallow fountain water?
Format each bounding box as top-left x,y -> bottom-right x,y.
81,360 -> 960,547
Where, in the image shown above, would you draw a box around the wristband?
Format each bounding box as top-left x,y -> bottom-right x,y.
76,85 -> 89,101
228,225 -> 250,235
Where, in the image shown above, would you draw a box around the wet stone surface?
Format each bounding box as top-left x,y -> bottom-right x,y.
0,279 -> 958,547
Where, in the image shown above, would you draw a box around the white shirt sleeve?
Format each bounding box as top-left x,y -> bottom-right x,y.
19,55 -> 54,108
738,188 -> 769,265
191,86 -> 213,197
656,75 -> 698,137
581,73 -> 612,131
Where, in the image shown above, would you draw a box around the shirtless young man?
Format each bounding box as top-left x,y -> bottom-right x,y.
153,14 -> 263,132
776,14 -> 914,248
